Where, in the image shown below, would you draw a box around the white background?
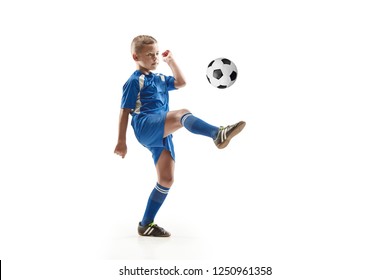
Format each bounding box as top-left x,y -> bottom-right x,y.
1,0 -> 389,279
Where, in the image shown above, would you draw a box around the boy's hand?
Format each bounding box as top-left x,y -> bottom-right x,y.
162,50 -> 173,63
114,142 -> 127,158
162,49 -> 186,88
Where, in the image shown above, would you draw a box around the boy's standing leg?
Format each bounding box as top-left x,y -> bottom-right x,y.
138,150 -> 174,237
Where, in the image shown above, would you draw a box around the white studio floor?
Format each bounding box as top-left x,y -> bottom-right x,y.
106,225 -> 209,260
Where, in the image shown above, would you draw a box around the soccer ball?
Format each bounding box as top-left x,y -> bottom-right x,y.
206,57 -> 238,89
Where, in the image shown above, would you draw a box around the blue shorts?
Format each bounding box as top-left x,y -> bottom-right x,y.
131,111 -> 175,165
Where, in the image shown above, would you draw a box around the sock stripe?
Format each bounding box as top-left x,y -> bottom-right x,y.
180,112 -> 193,126
155,184 -> 170,194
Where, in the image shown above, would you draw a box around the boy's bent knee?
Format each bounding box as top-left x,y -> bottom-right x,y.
178,109 -> 190,117
178,109 -> 191,126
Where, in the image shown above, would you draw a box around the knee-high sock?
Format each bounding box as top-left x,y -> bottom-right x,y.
141,183 -> 170,226
180,113 -> 219,139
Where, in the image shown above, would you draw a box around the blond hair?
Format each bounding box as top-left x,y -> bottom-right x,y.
131,35 -> 158,55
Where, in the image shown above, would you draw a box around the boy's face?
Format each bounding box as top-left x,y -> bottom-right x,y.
133,43 -> 159,73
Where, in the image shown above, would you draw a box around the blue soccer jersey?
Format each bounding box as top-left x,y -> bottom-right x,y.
121,70 -> 177,164
121,70 -> 176,114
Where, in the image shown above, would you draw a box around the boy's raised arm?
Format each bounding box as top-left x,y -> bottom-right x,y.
162,50 -> 186,89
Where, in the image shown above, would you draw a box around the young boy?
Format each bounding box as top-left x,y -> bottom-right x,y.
114,35 -> 246,237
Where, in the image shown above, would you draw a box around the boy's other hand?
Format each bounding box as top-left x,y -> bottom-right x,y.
114,143 -> 127,158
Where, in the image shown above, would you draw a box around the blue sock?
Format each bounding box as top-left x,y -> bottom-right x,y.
180,113 -> 219,139
141,183 -> 170,226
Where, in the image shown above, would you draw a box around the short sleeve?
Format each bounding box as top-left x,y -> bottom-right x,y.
165,75 -> 177,91
121,78 -> 140,109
